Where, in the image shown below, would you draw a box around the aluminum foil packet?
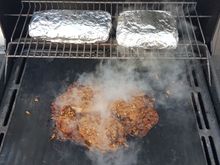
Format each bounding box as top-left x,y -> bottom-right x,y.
116,10 -> 179,49
29,10 -> 112,43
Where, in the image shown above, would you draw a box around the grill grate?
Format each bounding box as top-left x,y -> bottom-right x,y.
4,1 -> 210,60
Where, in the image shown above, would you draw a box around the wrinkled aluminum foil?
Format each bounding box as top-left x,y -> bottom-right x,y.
29,10 -> 112,43
116,10 -> 178,49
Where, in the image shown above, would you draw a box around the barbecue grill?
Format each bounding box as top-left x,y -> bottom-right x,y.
0,0 -> 220,165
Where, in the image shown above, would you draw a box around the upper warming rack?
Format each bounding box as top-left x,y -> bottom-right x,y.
5,1 -> 210,59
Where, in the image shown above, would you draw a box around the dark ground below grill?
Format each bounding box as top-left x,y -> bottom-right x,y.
0,59 -> 206,165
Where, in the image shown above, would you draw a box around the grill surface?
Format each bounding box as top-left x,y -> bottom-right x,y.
0,59 -> 219,165
0,1 -> 219,164
5,1 -> 209,60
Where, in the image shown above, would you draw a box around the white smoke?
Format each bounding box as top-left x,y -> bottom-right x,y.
75,3 -> 192,163
52,3 -> 196,165
86,142 -> 141,165
77,59 -> 189,110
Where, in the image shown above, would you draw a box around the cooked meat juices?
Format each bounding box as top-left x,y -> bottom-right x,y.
51,84 -> 159,152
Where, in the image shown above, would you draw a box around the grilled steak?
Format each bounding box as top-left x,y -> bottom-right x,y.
78,113 -> 126,152
52,84 -> 94,114
52,106 -> 83,143
110,96 -> 159,137
51,84 -> 159,152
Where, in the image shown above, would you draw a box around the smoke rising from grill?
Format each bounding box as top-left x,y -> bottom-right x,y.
73,58 -> 189,165
73,5 -> 192,164
51,4 -> 195,165
77,60 -> 152,116
77,59 -> 188,110
86,142 -> 141,165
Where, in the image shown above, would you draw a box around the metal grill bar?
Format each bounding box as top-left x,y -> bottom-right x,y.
22,1 -> 197,4
3,13 -> 212,19
5,1 -> 209,60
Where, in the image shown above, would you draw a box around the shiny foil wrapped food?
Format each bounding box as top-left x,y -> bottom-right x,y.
29,10 -> 112,43
116,10 -> 179,49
